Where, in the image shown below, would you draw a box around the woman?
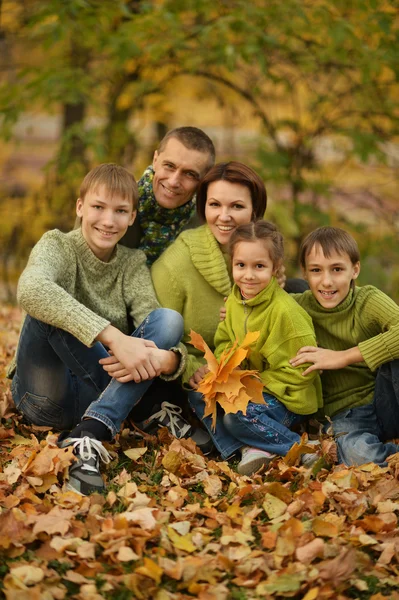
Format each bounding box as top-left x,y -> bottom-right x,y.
151,161 -> 267,392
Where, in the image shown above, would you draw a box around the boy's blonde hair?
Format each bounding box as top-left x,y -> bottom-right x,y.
79,164 -> 138,210
229,220 -> 284,269
299,226 -> 360,268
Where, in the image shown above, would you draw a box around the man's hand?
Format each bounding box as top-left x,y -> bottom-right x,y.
97,326 -> 161,383
289,345 -> 364,376
188,365 -> 210,389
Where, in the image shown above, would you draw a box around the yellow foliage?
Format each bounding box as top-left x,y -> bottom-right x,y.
188,330 -> 265,430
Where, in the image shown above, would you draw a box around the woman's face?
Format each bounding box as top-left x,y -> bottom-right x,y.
205,180 -> 253,248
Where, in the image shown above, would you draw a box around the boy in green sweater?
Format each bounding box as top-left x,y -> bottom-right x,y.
10,163 -> 193,495
290,226 -> 399,466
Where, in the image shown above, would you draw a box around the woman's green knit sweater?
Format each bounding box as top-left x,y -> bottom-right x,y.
214,278 -> 322,415
293,286 -> 399,417
152,224 -> 231,384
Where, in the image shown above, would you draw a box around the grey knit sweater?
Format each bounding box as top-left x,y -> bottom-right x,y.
9,228 -> 185,378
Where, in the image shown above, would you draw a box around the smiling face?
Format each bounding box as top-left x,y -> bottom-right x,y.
152,138 -> 211,209
76,185 -> 136,262
204,180 -> 253,249
232,239 -> 276,299
303,243 -> 360,308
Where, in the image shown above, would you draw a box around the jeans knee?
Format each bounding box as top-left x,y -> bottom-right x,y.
223,412 -> 240,434
151,308 -> 183,344
337,433 -> 373,466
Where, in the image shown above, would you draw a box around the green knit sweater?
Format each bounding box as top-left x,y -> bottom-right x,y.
214,278 -> 322,415
293,286 -> 399,417
9,228 -> 185,379
151,224 -> 232,384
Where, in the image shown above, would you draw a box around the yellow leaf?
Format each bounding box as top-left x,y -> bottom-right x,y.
162,450 -> 182,474
189,330 -> 264,430
167,526 -> 196,553
135,557 -> 163,583
263,493 -> 287,519
312,517 -> 339,538
117,546 -> 140,562
188,330 -> 219,373
124,447 -> 148,461
203,474 -> 222,498
302,588 -> 320,600
8,565 -> 44,586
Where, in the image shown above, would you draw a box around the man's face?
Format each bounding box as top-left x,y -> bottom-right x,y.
152,138 -> 211,209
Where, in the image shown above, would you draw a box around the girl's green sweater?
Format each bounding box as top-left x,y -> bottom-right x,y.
214,278 -> 322,415
293,286 -> 399,417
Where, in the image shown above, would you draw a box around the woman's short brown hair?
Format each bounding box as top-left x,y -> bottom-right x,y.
196,161 -> 267,222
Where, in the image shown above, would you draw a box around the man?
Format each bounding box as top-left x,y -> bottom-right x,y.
120,126 -> 215,264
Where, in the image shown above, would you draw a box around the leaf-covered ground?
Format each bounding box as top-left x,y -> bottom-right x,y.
1,305 -> 399,600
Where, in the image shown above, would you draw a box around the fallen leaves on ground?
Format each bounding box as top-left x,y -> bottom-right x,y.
188,330 -> 265,429
1,306 -> 399,599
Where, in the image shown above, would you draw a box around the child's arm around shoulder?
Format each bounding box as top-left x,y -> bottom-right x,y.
290,286 -> 399,374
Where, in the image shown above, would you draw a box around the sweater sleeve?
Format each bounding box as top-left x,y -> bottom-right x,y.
261,332 -> 321,415
357,288 -> 399,371
17,232 -> 110,346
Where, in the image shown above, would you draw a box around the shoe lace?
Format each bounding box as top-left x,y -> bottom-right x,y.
70,436 -> 112,472
149,401 -> 191,438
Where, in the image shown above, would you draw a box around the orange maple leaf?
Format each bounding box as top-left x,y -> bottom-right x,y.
188,330 -> 265,429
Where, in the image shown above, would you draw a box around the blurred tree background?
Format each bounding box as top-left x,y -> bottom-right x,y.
0,0 -> 398,302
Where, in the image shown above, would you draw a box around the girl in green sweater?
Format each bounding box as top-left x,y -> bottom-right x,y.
189,221 -> 322,475
290,226 -> 399,466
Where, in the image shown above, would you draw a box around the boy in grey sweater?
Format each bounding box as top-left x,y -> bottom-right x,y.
10,164 -> 189,495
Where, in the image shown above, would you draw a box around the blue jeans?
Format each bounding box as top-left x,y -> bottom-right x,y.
331,361 -> 399,466
11,309 -> 183,438
188,390 -> 305,459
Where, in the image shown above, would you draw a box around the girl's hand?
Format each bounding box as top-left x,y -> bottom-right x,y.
188,365 -> 210,389
220,297 -> 227,321
289,346 -> 353,376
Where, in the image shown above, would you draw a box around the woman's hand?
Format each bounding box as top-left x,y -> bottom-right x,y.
188,365 -> 210,389
289,345 -> 364,376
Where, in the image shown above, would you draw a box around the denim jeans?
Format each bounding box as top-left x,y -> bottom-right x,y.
188,390 -> 305,459
331,360 -> 399,466
12,309 -> 183,438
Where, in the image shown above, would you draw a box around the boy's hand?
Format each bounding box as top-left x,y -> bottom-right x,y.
289,345 -> 364,376
98,326 -> 161,383
189,365 -> 210,389
220,297 -> 227,321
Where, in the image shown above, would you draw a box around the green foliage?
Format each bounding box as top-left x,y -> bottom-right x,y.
0,0 -> 398,298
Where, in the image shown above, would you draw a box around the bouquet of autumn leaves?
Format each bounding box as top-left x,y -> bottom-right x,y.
188,330 -> 265,430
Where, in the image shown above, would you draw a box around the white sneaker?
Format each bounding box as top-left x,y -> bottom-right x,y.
237,446 -> 276,475
300,440 -> 320,468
